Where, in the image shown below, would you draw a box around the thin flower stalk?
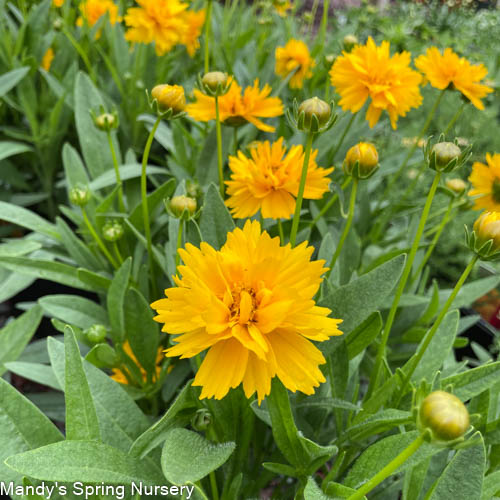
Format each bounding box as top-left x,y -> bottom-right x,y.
215,94 -> 224,197
310,177 -> 352,229
329,113 -> 355,163
204,0 -> 213,73
106,129 -> 126,213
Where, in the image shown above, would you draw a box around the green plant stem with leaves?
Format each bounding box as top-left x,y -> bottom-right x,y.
310,177 -> 351,229
326,178 -> 358,277
106,130 -> 126,213
81,208 -> 119,270
141,116 -> 162,298
347,433 -> 427,500
290,133 -> 314,246
61,26 -> 96,83
204,0 -> 213,73
215,95 -> 225,198
368,171 -> 442,397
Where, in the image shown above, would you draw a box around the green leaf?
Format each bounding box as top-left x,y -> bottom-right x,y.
4,361 -> 61,391
0,201 -> 60,241
39,295 -> 108,330
441,361 -> 500,401
320,254 -> 406,335
89,164 -> 166,191
199,183 -> 235,248
0,272 -> 35,304
263,462 -> 299,478
0,256 -> 94,291
5,440 -> 164,485
62,142 -> 90,192
403,456 -> 431,500
304,477 -> 334,499
439,275 -> 500,310
77,268 -> 111,291
48,338 -> 152,454
74,71 -> 121,178
0,239 -> 42,257
0,141 -> 33,161
85,343 -> 117,368
129,381 -> 197,458
107,257 -> 132,342
481,471 -> 500,500
411,310 -> 459,382
161,428 -> 236,485
0,306 -> 43,376
0,67 -> 30,97
426,434 -> 485,500
345,312 -> 382,360
0,378 -> 63,491
124,288 -> 159,372
64,326 -> 101,441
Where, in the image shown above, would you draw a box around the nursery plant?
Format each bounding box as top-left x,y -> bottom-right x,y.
0,0 -> 500,499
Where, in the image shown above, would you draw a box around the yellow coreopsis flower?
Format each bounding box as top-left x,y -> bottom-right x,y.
415,47 -> 493,110
181,9 -> 206,57
151,220 -> 343,402
468,153 -> 500,211
76,0 -> 121,28
225,138 -> 333,219
124,0 -> 189,56
41,48 -> 54,72
329,37 -> 422,129
275,39 -> 315,89
186,78 -> 284,132
111,341 -> 164,385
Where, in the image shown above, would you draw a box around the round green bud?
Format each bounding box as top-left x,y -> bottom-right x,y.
95,113 -> 117,131
151,84 -> 186,114
419,390 -> 470,442
191,408 -> 212,432
298,97 -> 331,131
343,142 -> 379,179
69,184 -> 91,206
85,324 -> 107,344
169,195 -> 197,218
445,178 -> 467,194
202,71 -> 229,93
343,34 -> 359,51
431,142 -> 461,169
102,219 -> 124,242
52,18 -> 63,31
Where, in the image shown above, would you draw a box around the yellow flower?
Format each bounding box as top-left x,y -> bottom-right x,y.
151,220 -> 342,402
225,138 -> 333,219
468,153 -> 500,211
329,37 -> 422,129
273,0 -> 292,16
181,9 -> 206,57
53,0 -> 64,7
111,341 -> 164,385
186,78 -> 284,132
41,48 -> 54,72
124,0 -> 189,56
76,0 -> 121,28
473,212 -> 500,255
151,84 -> 186,113
415,47 -> 493,110
275,39 -> 315,89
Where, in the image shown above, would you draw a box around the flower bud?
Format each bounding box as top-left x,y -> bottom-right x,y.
343,34 -> 358,51
471,212 -> 500,257
85,324 -> 107,344
298,97 -> 331,132
69,184 -> 91,206
52,18 -> 63,31
445,178 -> 467,194
191,408 -> 212,432
168,195 -> 197,219
94,112 -> 117,132
102,219 -> 124,242
202,71 -> 229,93
151,84 -> 186,114
431,142 -> 461,170
418,390 -> 469,442
343,142 -> 379,179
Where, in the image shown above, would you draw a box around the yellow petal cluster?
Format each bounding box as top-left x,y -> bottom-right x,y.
41,48 -> 54,72
415,47 -> 493,110
124,0 -> 205,57
151,220 -> 343,403
225,138 -> 333,219
468,153 -> 500,211
329,37 -> 422,129
76,0 -> 121,28
53,0 -> 64,7
275,39 -> 315,89
186,77 -> 284,132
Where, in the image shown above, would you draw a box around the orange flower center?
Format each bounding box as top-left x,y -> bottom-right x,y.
229,286 -> 257,325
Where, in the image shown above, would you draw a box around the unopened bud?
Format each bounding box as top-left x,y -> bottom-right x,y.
102,219 -> 124,242
53,18 -> 63,31
85,324 -> 107,344
169,195 -> 197,219
151,84 -> 186,114
445,178 -> 467,194
69,184 -> 91,206
202,72 -> 229,93
343,142 -> 379,179
191,409 -> 212,431
298,97 -> 331,131
431,142 -> 461,170
94,112 -> 117,131
343,34 -> 358,51
471,211 -> 500,257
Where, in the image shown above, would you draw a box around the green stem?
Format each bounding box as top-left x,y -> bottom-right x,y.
278,219 -> 284,242
409,198 -> 454,286
399,253 -> 479,398
209,471 -> 219,500
310,177 -> 351,229
290,132 -> 314,246
141,116 -> 162,298
204,0 -> 213,74
368,171 -> 442,397
215,95 -> 225,198
326,178 -> 358,278
175,220 -> 183,267
381,89 -> 445,202
113,241 -> 124,266
347,434 -> 426,500
62,27 -> 96,83
443,102 -> 466,135
81,208 -> 119,269
308,0 -> 320,36
329,113 -> 355,163
106,130 -> 126,213
233,126 -> 238,156
319,0 -> 330,48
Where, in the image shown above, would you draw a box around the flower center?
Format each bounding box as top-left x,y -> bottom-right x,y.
229,286 -> 257,325
492,179 -> 500,204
